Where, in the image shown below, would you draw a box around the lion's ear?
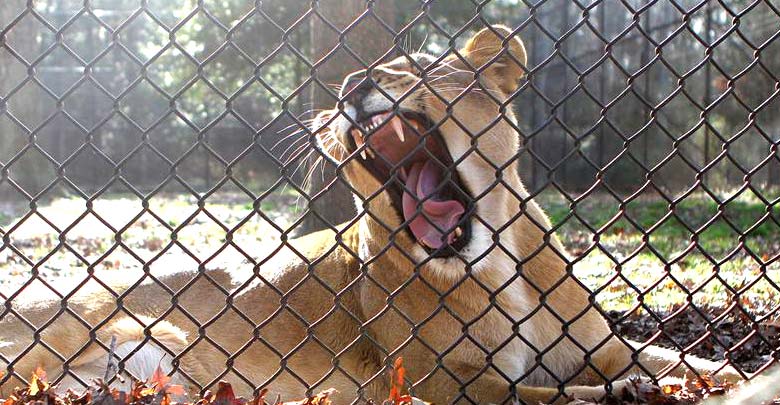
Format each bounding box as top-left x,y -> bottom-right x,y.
460,25 -> 527,94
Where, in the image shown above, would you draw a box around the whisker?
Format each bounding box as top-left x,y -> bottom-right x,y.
271,115 -> 324,151
280,145 -> 314,200
320,153 -> 326,183
319,131 -> 347,154
280,145 -> 317,198
277,112 -> 323,132
427,70 -> 470,84
276,117 -> 319,135
295,108 -> 325,117
423,58 -> 463,76
416,33 -> 429,54
296,153 -> 318,211
281,138 -> 312,165
271,130 -> 306,152
323,131 -> 347,153
297,149 -> 316,179
301,154 -> 324,193
425,83 -> 498,94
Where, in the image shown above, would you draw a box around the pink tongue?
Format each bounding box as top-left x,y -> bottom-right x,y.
401,161 -> 465,249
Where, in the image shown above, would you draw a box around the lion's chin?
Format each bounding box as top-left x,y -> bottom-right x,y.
345,110 -> 473,257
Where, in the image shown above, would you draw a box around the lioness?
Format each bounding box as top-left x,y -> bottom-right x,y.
0,26 -> 742,404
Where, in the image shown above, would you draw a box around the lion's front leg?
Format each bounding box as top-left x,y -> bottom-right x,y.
633,342 -> 744,383
588,337 -> 743,386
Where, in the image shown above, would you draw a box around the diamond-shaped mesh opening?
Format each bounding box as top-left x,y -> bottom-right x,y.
92,115 -> 144,163
6,80 -> 56,129
1,1 -> 779,404
177,79 -> 227,128
5,12 -> 52,62
119,145 -> 170,191
174,10 -> 227,63
35,114 -> 83,163
37,46 -> 85,98
64,81 -> 115,130
120,79 -> 170,129
147,47 -> 197,96
61,13 -> 112,62
202,47 -> 254,97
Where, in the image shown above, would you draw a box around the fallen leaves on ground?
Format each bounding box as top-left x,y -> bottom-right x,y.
564,374 -> 780,405
0,367 -> 335,405
609,305 -> 780,373
388,357 -> 410,405
3,362 -> 778,405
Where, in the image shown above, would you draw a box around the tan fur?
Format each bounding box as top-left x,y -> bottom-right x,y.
0,26 -> 744,404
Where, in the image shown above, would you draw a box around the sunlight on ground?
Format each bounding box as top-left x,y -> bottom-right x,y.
0,191 -> 778,312
0,192 -> 300,298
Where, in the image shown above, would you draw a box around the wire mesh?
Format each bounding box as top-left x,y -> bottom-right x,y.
0,0 -> 778,404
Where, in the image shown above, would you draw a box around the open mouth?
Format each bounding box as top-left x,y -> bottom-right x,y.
347,110 -> 472,257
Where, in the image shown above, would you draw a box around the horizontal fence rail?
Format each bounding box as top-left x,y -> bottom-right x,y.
0,0 -> 778,404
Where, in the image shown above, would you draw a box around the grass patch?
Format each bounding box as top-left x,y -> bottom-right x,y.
539,191 -> 780,311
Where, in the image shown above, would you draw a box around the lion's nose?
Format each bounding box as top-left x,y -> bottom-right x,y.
341,72 -> 373,107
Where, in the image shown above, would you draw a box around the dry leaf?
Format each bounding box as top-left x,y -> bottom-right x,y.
662,384 -> 682,395
144,365 -> 185,398
27,367 -> 49,397
278,388 -> 336,405
212,381 -> 243,405
389,357 -> 406,405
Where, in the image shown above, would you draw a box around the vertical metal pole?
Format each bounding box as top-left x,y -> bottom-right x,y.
204,137 -> 211,191
641,6 -> 652,167
703,1 -> 713,181
87,13 -> 99,193
598,3 -> 606,168
559,1 -> 570,189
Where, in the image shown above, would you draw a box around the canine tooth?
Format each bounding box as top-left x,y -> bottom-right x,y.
454,227 -> 463,238
390,116 -> 405,142
366,148 -> 376,159
352,128 -> 366,159
420,239 -> 433,249
352,128 -> 364,146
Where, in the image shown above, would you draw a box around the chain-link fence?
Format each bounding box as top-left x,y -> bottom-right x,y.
0,0 -> 779,404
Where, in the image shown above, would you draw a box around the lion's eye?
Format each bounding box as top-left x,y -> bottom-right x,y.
409,54 -> 436,76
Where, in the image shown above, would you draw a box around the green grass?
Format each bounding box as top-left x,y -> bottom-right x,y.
539,191 -> 780,311
544,193 -> 780,256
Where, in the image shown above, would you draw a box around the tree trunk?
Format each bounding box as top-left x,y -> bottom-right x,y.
300,0 -> 397,233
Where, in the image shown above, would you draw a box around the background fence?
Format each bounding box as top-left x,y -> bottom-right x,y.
0,0 -> 779,401
3,0 -> 779,202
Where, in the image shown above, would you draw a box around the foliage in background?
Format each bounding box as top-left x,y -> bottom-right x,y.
0,0 -> 778,203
